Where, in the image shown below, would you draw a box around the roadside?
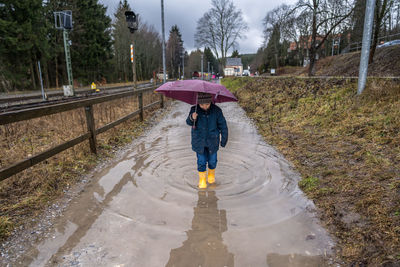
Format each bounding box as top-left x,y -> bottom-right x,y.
223,77 -> 400,266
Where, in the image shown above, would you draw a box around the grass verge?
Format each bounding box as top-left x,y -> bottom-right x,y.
223,76 -> 400,266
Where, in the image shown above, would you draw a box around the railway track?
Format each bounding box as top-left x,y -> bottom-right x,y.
0,83 -> 158,113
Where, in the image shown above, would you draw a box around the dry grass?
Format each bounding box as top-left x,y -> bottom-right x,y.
0,91 -> 163,240
223,77 -> 400,266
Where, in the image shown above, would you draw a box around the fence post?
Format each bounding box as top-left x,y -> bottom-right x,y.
84,105 -> 97,154
139,92 -> 144,121
160,94 -> 164,108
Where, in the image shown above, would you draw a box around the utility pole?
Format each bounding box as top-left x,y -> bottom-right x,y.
63,30 -> 73,91
358,0 -> 376,95
161,0 -> 167,84
201,53 -> 204,80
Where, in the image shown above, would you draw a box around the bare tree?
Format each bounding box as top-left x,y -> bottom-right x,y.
263,4 -> 293,68
294,0 -> 354,76
369,0 -> 395,63
194,0 -> 248,68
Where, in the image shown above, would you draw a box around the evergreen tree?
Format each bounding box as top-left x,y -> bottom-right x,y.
0,0 -> 51,91
231,50 -> 239,57
69,0 -> 113,84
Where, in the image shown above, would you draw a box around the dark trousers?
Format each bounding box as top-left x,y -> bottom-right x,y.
196,147 -> 217,172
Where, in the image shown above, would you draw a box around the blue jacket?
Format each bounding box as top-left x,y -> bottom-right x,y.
186,104 -> 228,154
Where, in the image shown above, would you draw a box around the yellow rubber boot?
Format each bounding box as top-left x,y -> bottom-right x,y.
208,169 -> 215,184
198,171 -> 207,189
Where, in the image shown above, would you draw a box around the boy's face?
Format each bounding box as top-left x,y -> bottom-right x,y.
199,103 -> 211,110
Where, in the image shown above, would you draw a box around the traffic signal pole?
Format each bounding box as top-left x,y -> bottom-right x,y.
63,29 -> 74,91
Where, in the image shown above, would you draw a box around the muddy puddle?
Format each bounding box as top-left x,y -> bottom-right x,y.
15,101 -> 333,266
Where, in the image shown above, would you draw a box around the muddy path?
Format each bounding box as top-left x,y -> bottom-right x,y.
9,101 -> 333,266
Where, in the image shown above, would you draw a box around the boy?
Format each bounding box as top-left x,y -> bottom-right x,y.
186,93 -> 228,189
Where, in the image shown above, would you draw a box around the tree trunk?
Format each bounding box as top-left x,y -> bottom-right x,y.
369,0 -> 381,64
274,40 -> 279,69
308,46 -> 317,76
369,24 -> 379,64
369,0 -> 390,64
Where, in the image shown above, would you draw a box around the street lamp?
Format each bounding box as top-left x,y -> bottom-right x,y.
125,11 -> 138,90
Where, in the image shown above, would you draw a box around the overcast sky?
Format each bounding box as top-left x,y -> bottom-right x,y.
100,0 -> 296,55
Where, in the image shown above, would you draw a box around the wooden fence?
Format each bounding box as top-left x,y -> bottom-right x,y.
0,85 -> 164,181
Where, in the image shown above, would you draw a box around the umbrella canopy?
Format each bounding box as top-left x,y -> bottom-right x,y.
155,80 -> 237,105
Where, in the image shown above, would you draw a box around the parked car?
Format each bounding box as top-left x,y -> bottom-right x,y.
377,39 -> 400,48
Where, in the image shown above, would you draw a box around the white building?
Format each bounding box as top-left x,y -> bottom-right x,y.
224,58 -> 243,76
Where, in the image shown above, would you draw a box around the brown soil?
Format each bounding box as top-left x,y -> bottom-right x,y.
223,77 -> 400,266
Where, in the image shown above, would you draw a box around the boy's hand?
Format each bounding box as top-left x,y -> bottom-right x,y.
192,112 -> 198,120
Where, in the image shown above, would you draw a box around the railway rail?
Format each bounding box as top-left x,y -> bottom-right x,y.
0,82 -> 158,113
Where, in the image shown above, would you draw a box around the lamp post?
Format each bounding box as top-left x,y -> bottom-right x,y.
125,11 -> 138,91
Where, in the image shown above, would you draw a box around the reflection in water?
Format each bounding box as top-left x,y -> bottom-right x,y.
267,253 -> 326,267
166,190 -> 234,267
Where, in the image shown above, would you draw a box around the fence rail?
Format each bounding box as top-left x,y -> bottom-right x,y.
0,86 -> 164,181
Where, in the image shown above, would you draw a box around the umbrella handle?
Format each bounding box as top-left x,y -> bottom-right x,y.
192,104 -> 197,129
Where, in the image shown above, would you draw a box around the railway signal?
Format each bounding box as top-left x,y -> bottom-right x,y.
54,10 -> 74,96
125,11 -> 138,91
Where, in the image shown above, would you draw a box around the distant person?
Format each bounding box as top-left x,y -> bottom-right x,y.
186,93 -> 228,189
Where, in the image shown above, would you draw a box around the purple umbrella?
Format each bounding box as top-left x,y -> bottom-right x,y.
155,79 -> 237,105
